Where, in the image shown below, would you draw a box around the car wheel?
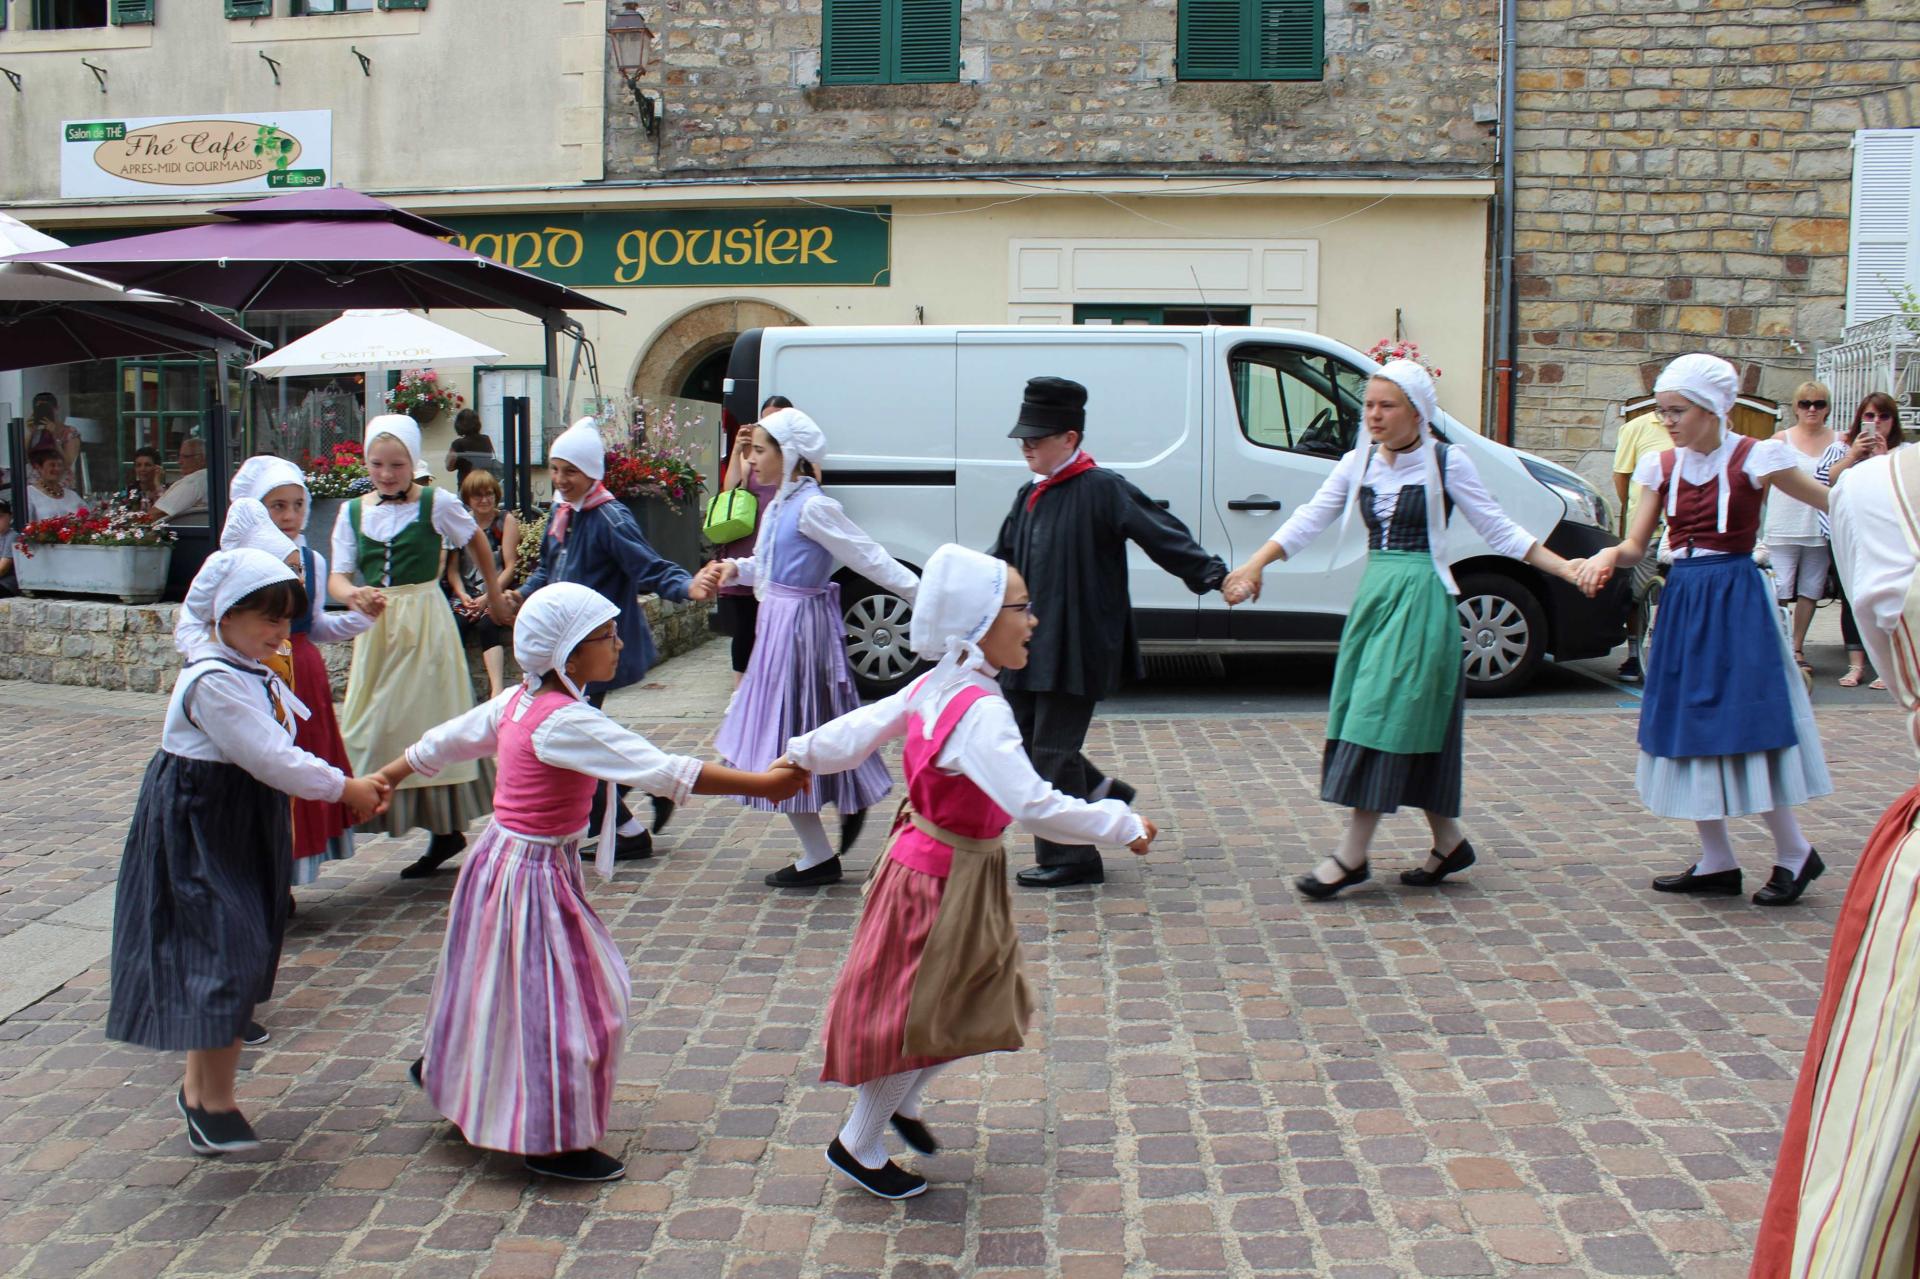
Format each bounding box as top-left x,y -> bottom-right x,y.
841,577 -> 926,698
1456,572 -> 1547,698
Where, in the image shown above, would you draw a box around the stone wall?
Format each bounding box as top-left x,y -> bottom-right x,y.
613,0 -> 1499,177
0,597 -> 714,700
1511,0 -> 1920,478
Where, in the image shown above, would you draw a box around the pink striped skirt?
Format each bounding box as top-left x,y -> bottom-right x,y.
421,821 -> 631,1155
821,854 -> 957,1086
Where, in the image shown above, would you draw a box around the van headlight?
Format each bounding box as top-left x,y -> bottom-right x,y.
1520,456 -> 1609,530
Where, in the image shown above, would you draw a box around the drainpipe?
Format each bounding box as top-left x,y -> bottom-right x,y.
1491,0 -> 1518,446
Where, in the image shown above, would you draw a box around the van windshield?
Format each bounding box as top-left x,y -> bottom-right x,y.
1228,345 -> 1367,460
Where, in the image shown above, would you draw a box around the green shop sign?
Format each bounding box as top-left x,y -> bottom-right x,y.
433,207 -> 891,289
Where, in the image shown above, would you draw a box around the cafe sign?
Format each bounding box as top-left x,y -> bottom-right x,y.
434,207 -> 892,288
60,110 -> 332,199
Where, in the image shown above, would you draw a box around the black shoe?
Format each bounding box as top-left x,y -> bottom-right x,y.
177,1089 -> 261,1156
1754,850 -> 1824,907
826,1137 -> 927,1199
241,1021 -> 269,1047
651,796 -> 676,835
765,856 -> 843,888
1100,779 -> 1138,805
407,1057 -> 424,1090
400,832 -> 465,879
1016,863 -> 1105,888
1296,860 -> 1369,900
525,1148 -> 626,1181
839,808 -> 868,855
1651,865 -> 1743,895
613,828 -> 653,861
891,1114 -> 939,1155
1400,840 -> 1476,887
1617,655 -> 1644,684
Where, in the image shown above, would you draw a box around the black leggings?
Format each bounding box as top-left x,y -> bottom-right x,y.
715,594 -> 759,675
1836,580 -> 1866,655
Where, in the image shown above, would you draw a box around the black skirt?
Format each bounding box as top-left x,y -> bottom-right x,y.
1319,678 -> 1466,818
106,750 -> 293,1052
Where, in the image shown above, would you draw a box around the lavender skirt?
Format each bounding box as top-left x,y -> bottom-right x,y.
715,580 -> 893,814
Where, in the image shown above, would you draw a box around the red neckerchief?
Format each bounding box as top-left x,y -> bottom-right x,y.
550,482 -> 616,543
1025,452 -> 1098,511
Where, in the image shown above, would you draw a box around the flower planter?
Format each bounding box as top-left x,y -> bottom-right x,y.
620,496 -> 704,573
17,543 -> 174,604
307,496 -> 349,548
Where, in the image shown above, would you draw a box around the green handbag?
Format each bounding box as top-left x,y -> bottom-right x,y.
702,486 -> 758,544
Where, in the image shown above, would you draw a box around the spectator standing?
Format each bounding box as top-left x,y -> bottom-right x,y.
26,392 -> 81,490
1610,408 -> 1675,683
443,409 -> 499,488
1821,392 -> 1905,691
1769,382 -> 1838,674
446,469 -> 519,699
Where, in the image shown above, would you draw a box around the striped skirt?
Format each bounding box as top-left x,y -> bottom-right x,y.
822,855 -> 958,1086
289,632 -> 355,880
420,820 -> 631,1156
1753,785 -> 1920,1277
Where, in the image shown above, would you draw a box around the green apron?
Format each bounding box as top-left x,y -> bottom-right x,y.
347,490 -> 442,588
1325,551 -> 1460,756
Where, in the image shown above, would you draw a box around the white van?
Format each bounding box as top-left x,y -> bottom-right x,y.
721,325 -> 1627,698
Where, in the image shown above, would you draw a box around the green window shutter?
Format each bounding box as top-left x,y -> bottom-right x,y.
379,0 -> 429,9
893,0 -> 957,83
1179,0 -> 1248,80
1253,0 -> 1321,80
224,0 -> 270,17
110,0 -> 155,24
822,0 -> 884,84
1,1 -> 8,31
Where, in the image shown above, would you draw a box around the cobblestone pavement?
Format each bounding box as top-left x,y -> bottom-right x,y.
0,670 -> 1902,1279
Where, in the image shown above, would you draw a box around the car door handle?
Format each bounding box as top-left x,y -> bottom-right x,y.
1228,496 -> 1282,512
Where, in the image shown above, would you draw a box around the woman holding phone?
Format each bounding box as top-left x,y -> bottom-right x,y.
1822,393 -> 1905,689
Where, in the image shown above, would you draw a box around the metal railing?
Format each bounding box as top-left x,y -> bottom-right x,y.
1818,313 -> 1920,418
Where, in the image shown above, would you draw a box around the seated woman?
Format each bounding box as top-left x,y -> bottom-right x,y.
445,468 -> 519,699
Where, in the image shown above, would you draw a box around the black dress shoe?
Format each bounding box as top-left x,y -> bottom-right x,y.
242,1021 -> 270,1047
400,832 -> 465,879
1400,840 -> 1477,887
1296,861 -> 1370,900
839,808 -> 867,855
1016,863 -> 1105,888
826,1137 -> 927,1199
766,856 -> 843,888
1651,865 -> 1743,895
651,796 -> 676,834
525,1148 -> 625,1181
613,828 -> 653,861
177,1089 -> 261,1156
891,1114 -> 939,1155
1754,850 -> 1824,906
1101,779 -> 1137,805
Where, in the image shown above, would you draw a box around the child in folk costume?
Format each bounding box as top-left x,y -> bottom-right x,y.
1579,353 -> 1834,906
782,545 -> 1158,1199
369,584 -> 809,1181
699,407 -> 921,889
1753,445 -> 1920,1277
1223,360 -> 1594,899
110,549 -> 390,1156
233,455 -> 383,887
329,415 -> 512,879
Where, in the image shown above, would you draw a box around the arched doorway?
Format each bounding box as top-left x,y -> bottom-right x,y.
631,298 -> 806,404
678,346 -> 731,403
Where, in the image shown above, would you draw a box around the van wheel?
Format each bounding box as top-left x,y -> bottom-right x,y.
841,579 -> 926,698
1456,572 -> 1546,698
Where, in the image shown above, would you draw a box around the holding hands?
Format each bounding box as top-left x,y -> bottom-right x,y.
347,585 -> 388,618
1221,568 -> 1261,606
689,560 -> 736,601
756,759 -> 813,803
340,775 -> 393,821
1128,816 -> 1160,857
1575,548 -> 1618,597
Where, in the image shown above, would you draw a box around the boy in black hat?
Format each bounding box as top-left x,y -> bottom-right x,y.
991,376 -> 1227,887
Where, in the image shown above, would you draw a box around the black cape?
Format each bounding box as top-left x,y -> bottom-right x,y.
989,466 -> 1226,700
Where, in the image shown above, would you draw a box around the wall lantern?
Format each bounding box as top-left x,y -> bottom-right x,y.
607,2 -> 659,138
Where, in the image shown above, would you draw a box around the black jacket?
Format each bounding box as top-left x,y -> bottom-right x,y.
989,466 -> 1226,700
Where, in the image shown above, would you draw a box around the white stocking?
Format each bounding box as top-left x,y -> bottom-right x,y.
789,813 -> 836,871
897,1064 -> 945,1121
1315,810 -> 1381,884
839,1070 -> 918,1169
1421,814 -> 1466,873
1694,819 -> 1738,875
1761,807 -> 1813,874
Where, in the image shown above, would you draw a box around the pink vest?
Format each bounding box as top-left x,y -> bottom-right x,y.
492,688 -> 599,837
887,683 -> 1013,879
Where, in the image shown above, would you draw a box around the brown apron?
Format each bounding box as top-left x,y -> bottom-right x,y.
898,810 -> 1035,1060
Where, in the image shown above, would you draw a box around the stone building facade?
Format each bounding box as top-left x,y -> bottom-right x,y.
1511,0 -> 1920,475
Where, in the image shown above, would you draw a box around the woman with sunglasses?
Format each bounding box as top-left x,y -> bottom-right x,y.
1769,382 -> 1839,674
1820,393 -> 1906,689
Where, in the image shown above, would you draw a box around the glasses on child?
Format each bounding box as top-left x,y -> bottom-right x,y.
1798,399 -> 1829,410
1001,601 -> 1034,615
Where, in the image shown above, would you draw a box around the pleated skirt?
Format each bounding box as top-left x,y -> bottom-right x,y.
288,632 -> 355,881
420,820 -> 631,1155
821,854 -> 956,1086
107,752 -> 291,1052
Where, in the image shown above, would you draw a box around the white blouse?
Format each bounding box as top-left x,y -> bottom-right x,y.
25,485 -> 83,524
1830,454 -> 1908,690
406,687 -> 703,807
1763,437 -> 1831,545
161,643 -> 346,803
329,490 -> 480,578
299,547 -> 376,645
728,491 -> 920,603
1269,439 -> 1536,562
786,669 -> 1146,847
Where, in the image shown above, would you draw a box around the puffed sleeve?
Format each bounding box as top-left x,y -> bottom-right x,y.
406,690 -> 516,778
430,489 -> 481,545
188,670 -> 345,802
330,501 -> 359,577
1744,437 -> 1802,483
938,696 -> 1145,846
531,703 -> 702,802
797,495 -> 919,603
303,549 -> 376,644
1271,448 -> 1362,559
786,685 -> 915,773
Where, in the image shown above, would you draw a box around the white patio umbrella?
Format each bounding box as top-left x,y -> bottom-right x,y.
246,307 -> 506,418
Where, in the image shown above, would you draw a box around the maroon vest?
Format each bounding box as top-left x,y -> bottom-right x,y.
1658,435 -> 1764,555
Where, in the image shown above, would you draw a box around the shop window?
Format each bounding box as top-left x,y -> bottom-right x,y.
1228,344 -> 1363,460
821,0 -> 957,85
1074,304 -> 1253,326
1178,0 -> 1322,82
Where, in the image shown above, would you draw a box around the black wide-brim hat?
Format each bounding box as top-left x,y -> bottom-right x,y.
1009,375 -> 1089,439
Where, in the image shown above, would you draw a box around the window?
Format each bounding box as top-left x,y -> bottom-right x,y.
821,0 -> 958,85
1846,129 -> 1920,326
1228,345 -> 1364,459
1074,304 -> 1252,326
31,0 -> 107,28
1178,0 -> 1322,82
294,0 -> 375,11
